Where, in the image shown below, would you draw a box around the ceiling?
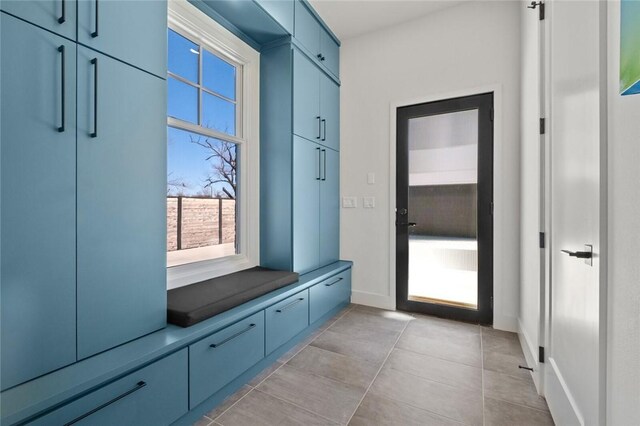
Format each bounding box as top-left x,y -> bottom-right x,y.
308,0 -> 468,41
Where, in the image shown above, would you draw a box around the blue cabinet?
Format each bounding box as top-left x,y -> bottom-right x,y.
294,0 -> 320,58
309,269 -> 351,324
30,350 -> 188,426
76,47 -> 167,359
0,13 -> 77,391
189,311 -> 265,408
77,0 -> 167,77
0,0 -> 77,40
319,148 -> 340,267
265,289 -> 309,354
293,49 -> 340,151
293,136 -> 321,273
258,0 -> 294,34
320,28 -> 339,77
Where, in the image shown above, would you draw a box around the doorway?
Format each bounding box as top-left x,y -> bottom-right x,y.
396,93 -> 493,324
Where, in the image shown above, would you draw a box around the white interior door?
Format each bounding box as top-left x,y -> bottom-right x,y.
545,0 -> 606,424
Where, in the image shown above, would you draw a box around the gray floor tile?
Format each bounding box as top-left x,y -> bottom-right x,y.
385,348 -> 482,391
483,349 -> 531,379
193,417 -> 213,426
351,304 -> 415,322
484,397 -> 555,426
348,393 -> 463,426
402,316 -> 480,349
330,309 -> 408,334
310,329 -> 393,366
483,370 -> 550,412
481,327 -> 524,357
396,330 -> 482,367
205,385 -> 252,421
256,364 -> 366,424
368,367 -> 483,425
276,329 -> 322,364
247,361 -> 283,387
287,345 -> 379,389
216,389 -> 337,426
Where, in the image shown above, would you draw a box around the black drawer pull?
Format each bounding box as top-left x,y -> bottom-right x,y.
210,323 -> 256,348
276,298 -> 305,313
325,277 -> 343,287
57,45 -> 65,132
91,0 -> 99,37
58,0 -> 65,24
63,381 -> 146,425
90,58 -> 98,138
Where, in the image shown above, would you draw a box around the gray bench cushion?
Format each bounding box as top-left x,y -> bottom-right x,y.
167,267 -> 299,327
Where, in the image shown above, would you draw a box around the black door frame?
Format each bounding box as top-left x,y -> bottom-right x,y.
395,92 -> 494,324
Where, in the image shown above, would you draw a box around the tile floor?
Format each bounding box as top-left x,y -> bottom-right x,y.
193,304 -> 554,426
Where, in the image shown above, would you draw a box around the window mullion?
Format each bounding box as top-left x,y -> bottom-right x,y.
198,44 -> 203,126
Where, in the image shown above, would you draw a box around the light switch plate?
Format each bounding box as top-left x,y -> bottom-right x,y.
342,196 -> 357,208
367,172 -> 375,185
363,196 -> 375,208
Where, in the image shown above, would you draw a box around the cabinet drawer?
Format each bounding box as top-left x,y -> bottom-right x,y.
30,350 -> 188,426
189,311 -> 265,408
266,290 -> 309,354
309,269 -> 351,324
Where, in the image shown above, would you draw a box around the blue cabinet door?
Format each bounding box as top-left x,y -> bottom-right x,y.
77,0 -> 167,77
293,50 -> 320,143
1,0 -> 77,40
258,0 -> 294,34
320,72 -> 340,151
293,137 -> 320,273
320,29 -> 339,77
265,289 -> 309,354
319,148 -> 339,267
294,0 -> 319,57
309,269 -> 351,324
76,47 -> 167,359
0,14 -> 77,391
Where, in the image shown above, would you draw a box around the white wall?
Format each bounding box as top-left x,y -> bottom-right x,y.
606,1 -> 640,423
340,1 -> 521,330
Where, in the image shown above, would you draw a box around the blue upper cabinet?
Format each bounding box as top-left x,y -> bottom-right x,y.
258,0 -> 294,34
78,0 -> 167,78
0,0 -> 77,40
1,13 -> 77,390
76,47 -> 167,359
293,50 -> 321,143
294,0 -> 339,78
320,72 -> 340,151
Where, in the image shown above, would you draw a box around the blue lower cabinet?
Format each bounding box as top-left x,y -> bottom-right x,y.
265,290 -> 309,355
29,350 -> 188,426
309,269 -> 351,324
189,311 -> 265,408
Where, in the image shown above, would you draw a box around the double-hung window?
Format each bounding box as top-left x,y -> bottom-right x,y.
167,0 -> 259,288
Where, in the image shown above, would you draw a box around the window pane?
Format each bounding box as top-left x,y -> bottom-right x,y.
168,29 -> 199,82
203,50 -> 236,100
167,127 -> 238,267
168,77 -> 198,124
202,92 -> 236,135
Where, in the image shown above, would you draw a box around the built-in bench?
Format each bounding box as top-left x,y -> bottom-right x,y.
1,261 -> 352,426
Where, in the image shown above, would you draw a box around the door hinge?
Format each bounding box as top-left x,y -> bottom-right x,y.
539,346 -> 545,363
528,1 -> 545,20
539,232 -> 545,249
539,117 -> 546,135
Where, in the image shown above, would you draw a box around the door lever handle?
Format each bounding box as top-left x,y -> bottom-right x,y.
561,249 -> 592,259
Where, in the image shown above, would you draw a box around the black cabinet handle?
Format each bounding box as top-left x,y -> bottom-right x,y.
317,53 -> 322,60
325,277 -> 343,287
276,298 -> 305,313
90,58 -> 98,138
316,147 -> 321,180
63,381 -> 147,425
321,149 -> 327,181
91,0 -> 99,37
321,55 -> 326,62
210,323 -> 256,348
58,0 -> 65,24
316,116 -> 321,139
321,119 -> 326,142
57,45 -> 65,132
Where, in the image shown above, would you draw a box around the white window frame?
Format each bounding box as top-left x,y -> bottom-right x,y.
167,0 -> 260,289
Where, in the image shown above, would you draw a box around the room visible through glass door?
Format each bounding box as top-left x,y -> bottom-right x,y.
396,93 -> 493,324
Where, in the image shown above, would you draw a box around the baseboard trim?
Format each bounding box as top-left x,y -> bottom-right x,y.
517,318 -> 542,393
546,357 -> 584,426
350,291 -> 395,310
493,314 -> 518,332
